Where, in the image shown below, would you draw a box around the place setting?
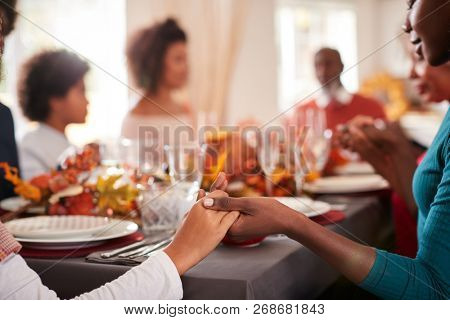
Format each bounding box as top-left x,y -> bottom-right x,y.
0,143 -> 182,263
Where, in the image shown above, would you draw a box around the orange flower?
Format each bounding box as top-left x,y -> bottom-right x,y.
30,174 -> 51,190
0,162 -> 41,202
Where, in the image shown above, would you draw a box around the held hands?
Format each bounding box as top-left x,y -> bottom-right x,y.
163,173 -> 238,275
203,194 -> 302,242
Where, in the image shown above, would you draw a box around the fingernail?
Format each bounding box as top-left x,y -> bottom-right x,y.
204,198 -> 214,207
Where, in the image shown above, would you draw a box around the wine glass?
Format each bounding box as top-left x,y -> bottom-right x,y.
164,142 -> 207,201
293,141 -> 308,197
295,107 -> 332,178
257,130 -> 281,196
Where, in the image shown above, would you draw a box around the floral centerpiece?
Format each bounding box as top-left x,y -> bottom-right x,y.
0,144 -> 139,219
201,130 -> 297,197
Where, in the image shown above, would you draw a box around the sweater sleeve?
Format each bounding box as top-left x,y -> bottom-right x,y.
74,252 -> 183,300
359,138 -> 450,299
0,252 -> 183,300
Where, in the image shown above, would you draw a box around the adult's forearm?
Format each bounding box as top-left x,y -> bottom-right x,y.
285,212 -> 376,284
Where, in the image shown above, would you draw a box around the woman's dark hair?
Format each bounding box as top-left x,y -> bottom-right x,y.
18,50 -> 89,122
126,18 -> 186,93
0,0 -> 17,36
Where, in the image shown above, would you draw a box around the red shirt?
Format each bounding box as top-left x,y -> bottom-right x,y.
292,93 -> 386,131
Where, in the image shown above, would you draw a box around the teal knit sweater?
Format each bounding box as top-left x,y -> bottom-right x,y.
360,109 -> 450,299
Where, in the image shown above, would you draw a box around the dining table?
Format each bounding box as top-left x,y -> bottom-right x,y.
22,193 -> 393,299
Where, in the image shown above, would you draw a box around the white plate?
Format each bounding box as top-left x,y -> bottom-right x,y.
5,215 -> 112,239
400,111 -> 443,148
19,240 -> 108,250
274,197 -> 331,217
0,197 -> 45,214
10,218 -> 138,249
333,162 -> 375,175
304,174 -> 389,194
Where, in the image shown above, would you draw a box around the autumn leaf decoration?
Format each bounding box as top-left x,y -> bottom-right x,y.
0,162 -> 41,202
96,175 -> 139,214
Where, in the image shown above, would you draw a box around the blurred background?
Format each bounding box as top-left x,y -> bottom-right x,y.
1,0 -> 446,146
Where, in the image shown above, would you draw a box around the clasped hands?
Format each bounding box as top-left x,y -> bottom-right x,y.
164,172 -> 301,275
334,115 -> 409,159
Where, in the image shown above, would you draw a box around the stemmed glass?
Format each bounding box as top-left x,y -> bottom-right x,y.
257,130 -> 281,196
115,137 -> 165,187
293,140 -> 307,197
164,142 -> 207,201
295,107 -> 332,180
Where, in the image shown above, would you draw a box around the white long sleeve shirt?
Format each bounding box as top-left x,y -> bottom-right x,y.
19,123 -> 72,180
0,252 -> 183,300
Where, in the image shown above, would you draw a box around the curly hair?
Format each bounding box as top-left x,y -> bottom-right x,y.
18,50 -> 90,122
126,18 -> 186,93
0,0 -> 17,36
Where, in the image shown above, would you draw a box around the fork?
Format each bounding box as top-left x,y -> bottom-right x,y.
101,233 -> 173,258
101,239 -> 149,258
127,238 -> 173,259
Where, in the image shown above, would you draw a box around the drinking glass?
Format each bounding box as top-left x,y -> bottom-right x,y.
138,181 -> 190,236
296,107 -> 332,177
164,143 -> 207,200
293,141 -> 308,196
257,130 -> 281,196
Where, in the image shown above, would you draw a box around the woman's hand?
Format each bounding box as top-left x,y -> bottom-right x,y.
164,190 -> 240,275
203,195 -> 303,241
338,116 -> 408,155
338,116 -> 419,215
203,182 -> 377,285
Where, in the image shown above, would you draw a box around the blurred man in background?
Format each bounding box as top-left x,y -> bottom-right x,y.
293,47 -> 386,131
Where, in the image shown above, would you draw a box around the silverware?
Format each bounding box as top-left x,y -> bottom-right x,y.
101,232 -> 174,258
128,238 -> 173,259
0,203 -> 33,223
117,237 -> 172,258
101,240 -> 149,258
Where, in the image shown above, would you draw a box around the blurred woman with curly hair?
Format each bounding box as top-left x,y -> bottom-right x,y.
121,18 -> 192,145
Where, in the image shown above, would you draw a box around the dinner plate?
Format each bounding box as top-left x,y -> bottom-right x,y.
303,174 -> 389,194
400,111 -> 443,148
8,218 -> 138,250
274,197 -> 331,217
0,196 -> 45,214
19,239 -> 108,250
5,215 -> 112,239
333,162 -> 375,175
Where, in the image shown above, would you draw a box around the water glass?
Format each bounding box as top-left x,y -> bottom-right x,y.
139,182 -> 193,236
